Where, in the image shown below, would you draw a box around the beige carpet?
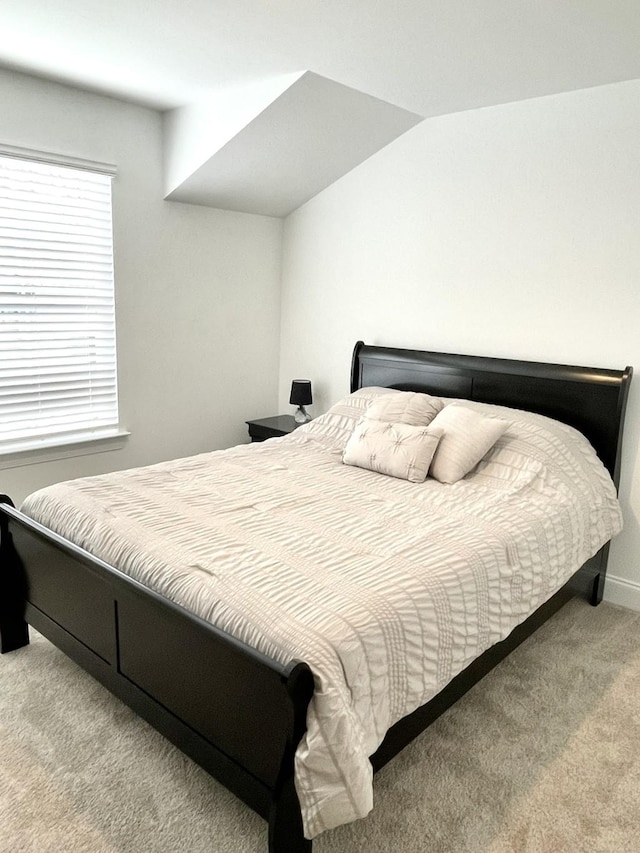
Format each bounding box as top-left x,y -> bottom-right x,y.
1,598 -> 639,853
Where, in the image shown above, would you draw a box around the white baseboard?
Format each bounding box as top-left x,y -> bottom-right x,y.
604,573 -> 640,612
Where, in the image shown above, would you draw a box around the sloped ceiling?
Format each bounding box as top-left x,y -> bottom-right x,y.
163,72 -> 423,217
2,1 -> 640,216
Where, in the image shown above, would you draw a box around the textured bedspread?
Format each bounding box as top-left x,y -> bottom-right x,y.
21,389 -> 623,838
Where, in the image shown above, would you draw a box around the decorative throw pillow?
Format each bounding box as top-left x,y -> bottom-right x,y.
428,404 -> 509,484
366,390 -> 443,426
343,419 -> 444,483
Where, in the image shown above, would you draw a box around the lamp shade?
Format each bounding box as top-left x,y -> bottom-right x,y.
289,380 -> 312,407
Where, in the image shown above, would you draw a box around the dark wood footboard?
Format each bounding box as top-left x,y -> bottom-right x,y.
0,498 -> 314,853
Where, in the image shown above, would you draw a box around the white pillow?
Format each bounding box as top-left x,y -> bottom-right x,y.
343,419 -> 443,483
428,404 -> 509,484
366,390 -> 443,426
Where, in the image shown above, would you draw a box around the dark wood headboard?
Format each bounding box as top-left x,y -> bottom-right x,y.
350,341 -> 633,489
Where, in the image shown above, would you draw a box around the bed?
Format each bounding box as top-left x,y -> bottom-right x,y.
0,341 -> 632,852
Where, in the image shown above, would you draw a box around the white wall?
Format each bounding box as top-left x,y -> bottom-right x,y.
279,79 -> 640,608
0,69 -> 283,504
163,72 -> 302,195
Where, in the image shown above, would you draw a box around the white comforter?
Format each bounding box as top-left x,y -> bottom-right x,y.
21,389 -> 623,838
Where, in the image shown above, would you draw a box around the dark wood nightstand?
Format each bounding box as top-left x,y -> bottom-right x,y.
246,415 -> 301,442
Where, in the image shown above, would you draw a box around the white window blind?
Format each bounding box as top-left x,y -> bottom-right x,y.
0,153 -> 120,452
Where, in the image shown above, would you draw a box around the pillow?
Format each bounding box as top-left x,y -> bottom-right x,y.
428,404 -> 509,484
343,419 -> 443,483
366,390 -> 443,426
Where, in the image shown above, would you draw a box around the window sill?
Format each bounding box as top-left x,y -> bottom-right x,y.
0,429 -> 131,470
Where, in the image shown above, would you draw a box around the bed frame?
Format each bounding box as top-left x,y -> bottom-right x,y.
0,342 -> 632,852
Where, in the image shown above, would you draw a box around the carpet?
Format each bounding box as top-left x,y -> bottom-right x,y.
1,598 -> 639,852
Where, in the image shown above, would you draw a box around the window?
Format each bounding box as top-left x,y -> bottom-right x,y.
0,152 -> 120,455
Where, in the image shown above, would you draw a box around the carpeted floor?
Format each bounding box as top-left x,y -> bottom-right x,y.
1,598 -> 639,853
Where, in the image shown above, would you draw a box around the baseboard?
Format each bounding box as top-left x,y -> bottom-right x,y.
604,573 -> 640,612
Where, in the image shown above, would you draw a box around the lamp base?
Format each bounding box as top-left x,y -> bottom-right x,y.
294,406 -> 311,424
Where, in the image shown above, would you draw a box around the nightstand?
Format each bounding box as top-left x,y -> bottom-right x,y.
246,415 -> 301,442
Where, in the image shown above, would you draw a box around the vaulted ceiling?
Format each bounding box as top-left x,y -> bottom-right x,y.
2,1 -> 640,215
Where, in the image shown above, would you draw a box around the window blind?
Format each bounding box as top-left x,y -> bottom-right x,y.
0,153 -> 119,451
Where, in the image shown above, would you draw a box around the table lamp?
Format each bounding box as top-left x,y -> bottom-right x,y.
290,380 -> 313,424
